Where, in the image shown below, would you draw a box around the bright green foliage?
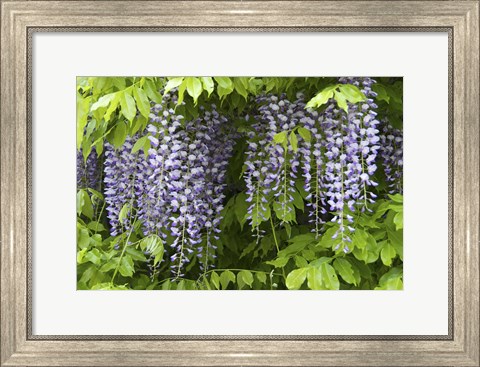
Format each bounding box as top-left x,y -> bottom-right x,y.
76,76 -> 403,290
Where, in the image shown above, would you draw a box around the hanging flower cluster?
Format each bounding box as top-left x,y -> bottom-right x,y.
379,121 -> 403,194
244,94 -> 308,242
76,149 -> 100,190
93,77 -> 402,281
102,92 -> 235,277
321,77 -> 380,250
244,78 -> 382,252
103,136 -> 142,237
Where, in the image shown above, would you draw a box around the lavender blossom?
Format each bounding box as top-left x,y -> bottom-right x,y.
379,121 -> 403,194
77,149 -> 100,190
103,136 -> 142,236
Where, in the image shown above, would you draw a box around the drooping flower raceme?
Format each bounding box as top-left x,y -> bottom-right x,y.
77,149 -> 100,190
379,121 -> 403,195
103,136 -> 142,237
136,99 -> 183,240
244,94 -> 308,242
165,104 -> 235,277
298,78 -> 381,251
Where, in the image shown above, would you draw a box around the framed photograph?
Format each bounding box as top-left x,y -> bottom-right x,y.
1,1 -> 478,366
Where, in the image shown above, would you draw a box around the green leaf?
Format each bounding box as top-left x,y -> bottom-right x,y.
210,271 -> 220,290
77,228 -> 90,249
339,84 -> 366,103
297,127 -> 311,142
388,194 -> 403,203
380,242 -> 396,266
91,93 -> 115,112
309,256 -> 332,268
90,234 -> 102,247
376,267 -> 403,290
273,131 -> 287,145
79,264 -> 104,285
301,249 -> 316,261
234,192 -> 249,227
256,272 -> 267,284
176,81 -> 187,106
237,270 -> 254,289
333,258 -> 357,285
287,233 -> 317,246
273,201 -> 296,223
162,279 -> 171,290
104,93 -> 120,122
214,77 -> 233,89
291,190 -> 304,211
393,210 -> 403,230
76,190 -> 85,216
284,222 -> 292,238
87,221 -> 106,232
112,77 -> 126,90
152,243 -> 164,266
289,131 -> 298,152
317,226 -> 341,249
215,77 -> 234,100
88,188 -> 104,202
248,202 -> 271,228
164,77 -> 184,95
295,256 -> 309,268
125,246 -> 147,262
131,115 -> 147,136
77,248 -> 87,263
131,135 -> 149,154
144,79 -> 162,103
217,85 -> 234,99
320,262 -> 340,290
133,87 -> 150,118
99,258 -> 119,273
112,122 -> 127,149
76,94 -> 90,149
233,77 -> 249,100
387,228 -> 403,253
185,77 -> 203,104
220,270 -> 236,289
286,268 -> 308,290
119,255 -> 135,277
120,91 -> 136,122
118,203 -> 130,224
201,77 -> 214,96
372,83 -> 390,103
266,257 -> 289,268
83,248 -> 102,266
305,85 -> 336,109
334,90 -> 348,112
77,190 -> 93,219
307,267 -> 323,290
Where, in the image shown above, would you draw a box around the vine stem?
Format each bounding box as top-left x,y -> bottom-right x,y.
93,201 -> 106,234
270,216 -> 280,253
270,216 -> 286,280
111,167 -> 137,284
111,214 -> 137,284
174,163 -> 191,281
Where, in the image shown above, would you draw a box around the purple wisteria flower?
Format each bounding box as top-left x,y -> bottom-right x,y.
379,121 -> 403,194
103,136 -> 142,237
298,77 -> 381,250
77,149 -> 100,190
244,94 -> 298,241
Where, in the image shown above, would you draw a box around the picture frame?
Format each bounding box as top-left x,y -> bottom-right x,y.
1,1 -> 478,366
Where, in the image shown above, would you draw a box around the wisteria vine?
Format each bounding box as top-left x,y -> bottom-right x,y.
78,77 -> 403,283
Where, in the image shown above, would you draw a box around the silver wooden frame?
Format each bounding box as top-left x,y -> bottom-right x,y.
1,1 -> 478,366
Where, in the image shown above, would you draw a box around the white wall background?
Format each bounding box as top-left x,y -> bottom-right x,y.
33,32 -> 449,335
